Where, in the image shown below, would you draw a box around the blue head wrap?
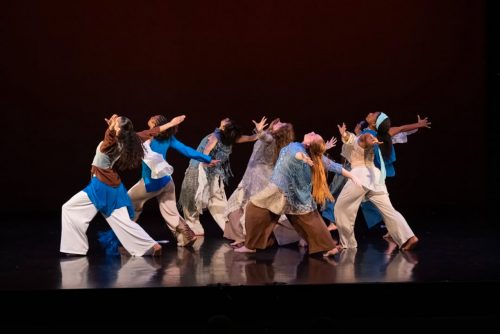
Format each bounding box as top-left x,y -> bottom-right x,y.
375,112 -> 389,130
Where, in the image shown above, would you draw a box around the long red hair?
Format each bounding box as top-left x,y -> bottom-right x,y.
307,138 -> 334,206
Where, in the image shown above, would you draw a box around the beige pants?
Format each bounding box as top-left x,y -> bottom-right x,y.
183,176 -> 227,235
128,179 -> 192,245
60,191 -> 157,256
334,180 -> 414,249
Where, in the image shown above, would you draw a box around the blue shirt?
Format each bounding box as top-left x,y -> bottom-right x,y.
361,128 -> 396,177
270,142 -> 343,213
84,177 -> 134,219
142,136 -> 212,192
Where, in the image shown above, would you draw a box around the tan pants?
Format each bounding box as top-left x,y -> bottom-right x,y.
60,191 -> 157,256
183,176 -> 227,235
244,202 -> 336,254
334,180 -> 415,249
128,179 -> 192,246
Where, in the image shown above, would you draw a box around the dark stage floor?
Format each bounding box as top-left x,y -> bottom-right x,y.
1,214 -> 499,328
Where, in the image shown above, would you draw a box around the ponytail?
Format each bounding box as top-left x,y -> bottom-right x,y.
307,139 -> 334,206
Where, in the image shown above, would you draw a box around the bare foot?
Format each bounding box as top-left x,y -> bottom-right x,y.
118,246 -> 131,256
230,241 -> 245,249
178,236 -> 197,248
175,221 -> 197,247
323,247 -> 340,257
327,223 -> 337,231
401,236 -> 419,251
234,245 -> 256,253
383,232 -> 394,242
384,239 -> 398,255
152,243 -> 162,257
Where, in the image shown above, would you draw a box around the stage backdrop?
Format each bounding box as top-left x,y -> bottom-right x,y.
0,0 -> 487,222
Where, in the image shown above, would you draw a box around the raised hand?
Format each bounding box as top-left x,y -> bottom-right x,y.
354,121 -> 365,135
325,136 -> 337,150
367,133 -> 383,145
169,115 -> 186,127
105,114 -> 119,125
337,122 -> 347,137
252,116 -> 268,132
417,115 -> 431,129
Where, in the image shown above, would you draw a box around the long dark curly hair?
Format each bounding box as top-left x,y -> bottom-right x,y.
220,119 -> 242,145
375,114 -> 393,160
111,116 -> 144,170
268,118 -> 295,164
149,115 -> 178,140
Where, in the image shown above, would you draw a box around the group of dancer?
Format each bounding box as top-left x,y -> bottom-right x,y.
60,111 -> 430,258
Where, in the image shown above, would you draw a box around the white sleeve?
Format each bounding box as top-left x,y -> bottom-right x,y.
142,140 -> 174,179
391,129 -> 418,144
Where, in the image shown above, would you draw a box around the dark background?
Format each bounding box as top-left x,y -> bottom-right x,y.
0,0 -> 495,224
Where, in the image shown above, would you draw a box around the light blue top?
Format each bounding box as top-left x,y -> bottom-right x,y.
270,142 -> 343,213
187,128 -> 233,185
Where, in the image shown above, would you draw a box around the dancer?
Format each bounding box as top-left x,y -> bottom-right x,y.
362,112 -> 431,177
127,115 -> 219,247
322,113 -> 431,230
223,118 -> 297,247
178,117 -> 267,236
60,114 -> 184,256
334,121 -> 419,251
359,113 -> 431,231
236,132 -> 361,257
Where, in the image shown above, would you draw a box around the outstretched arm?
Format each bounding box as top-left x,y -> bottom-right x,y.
170,136 -> 212,163
235,134 -> 258,143
322,156 -> 342,174
325,136 -> 337,151
341,168 -> 362,187
158,115 -> 186,133
388,115 -> 431,137
358,133 -> 383,149
323,154 -> 362,187
235,116 -> 268,144
137,115 -> 187,142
